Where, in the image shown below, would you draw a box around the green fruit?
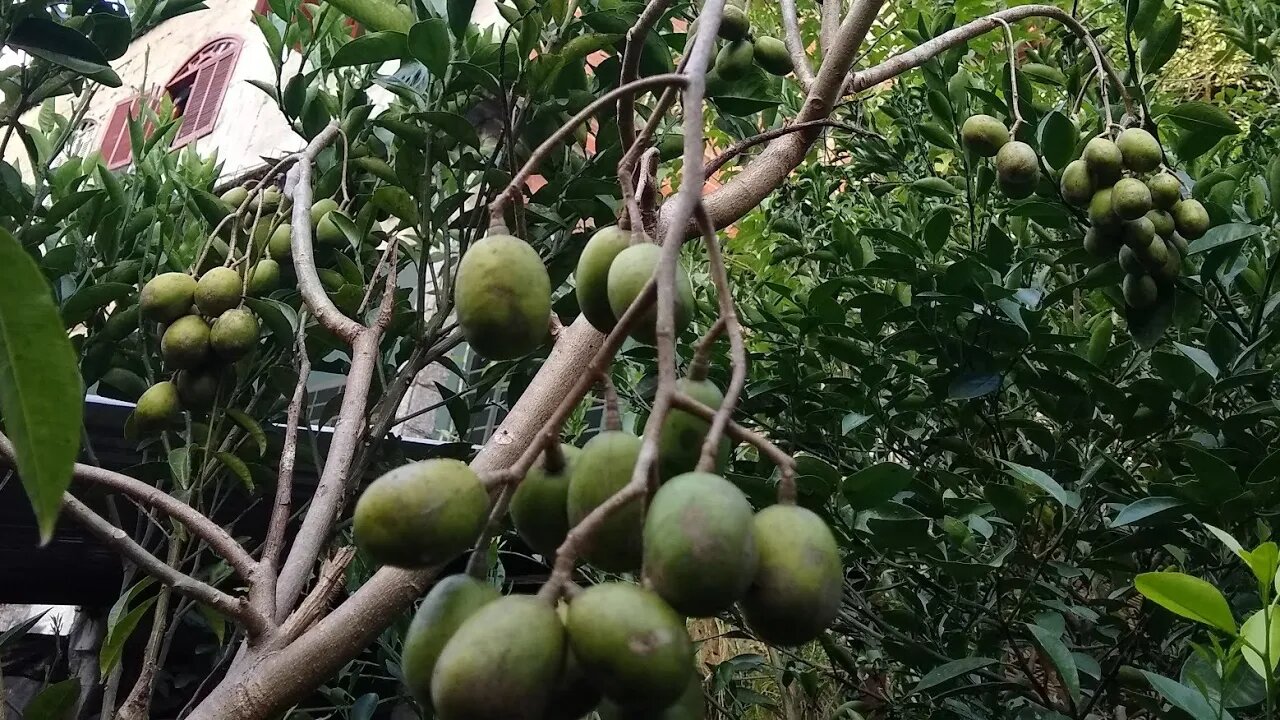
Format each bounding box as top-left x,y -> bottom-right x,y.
268,223 -> 294,260
431,595 -> 566,720
1170,232 -> 1190,255
140,273 -> 198,323
353,459 -> 490,568
643,472 -> 757,617
317,213 -> 347,246
1122,273 -> 1158,308
1172,199 -> 1210,240
753,36 -> 794,76
100,305 -> 140,343
718,5 -> 749,40
1116,127 -> 1162,172
1155,238 -> 1182,281
161,315 -> 211,369
1082,136 -> 1123,186
658,134 -> 685,162
567,583 -> 693,711
1148,172 -> 1181,210
715,40 -> 754,80
1117,245 -> 1146,275
1084,227 -> 1120,258
1059,159 -> 1093,206
1146,209 -> 1175,239
317,268 -> 346,292
455,231 -> 552,360
248,259 -> 282,296
995,141 -> 1039,199
1136,235 -> 1168,270
175,369 -> 221,411
210,308 -> 259,361
658,377 -> 730,481
401,575 -> 500,705
195,266 -> 243,317
567,431 -> 643,572
740,505 -> 842,646
1088,188 -> 1121,230
773,217 -> 802,239
310,198 -> 339,225
220,186 -> 249,208
1112,178 -> 1153,220
599,676 -> 704,719
576,226 -> 634,333
135,381 -> 180,430
960,114 -> 1009,158
1122,216 -> 1156,250
252,186 -> 283,212
510,445 -> 580,558
607,244 -> 695,345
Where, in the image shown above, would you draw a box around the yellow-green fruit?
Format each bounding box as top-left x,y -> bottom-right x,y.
1146,209 -> 1175,239
1122,216 -> 1156,251
1088,188 -> 1121,231
248,259 -> 281,296
1116,127 -> 1162,172
175,370 -> 220,411
715,40 -> 754,80
252,186 -> 283,212
220,186 -> 249,208
607,244 -> 695,345
740,505 -> 843,646
599,676 -> 704,720
455,232 -> 552,360
1084,227 -> 1120,258
353,459 -> 489,568
718,4 -> 749,41
960,114 -> 1009,158
1118,245 -> 1146,275
1170,232 -> 1190,256
658,133 -> 685,162
1172,199 -> 1210,240
1148,172 -> 1181,210
140,272 -> 197,323
1059,159 -> 1093,206
995,141 -> 1039,199
658,377 -> 730,481
753,36 -> 794,76
1123,273 -> 1158,308
509,445 -> 580,558
567,583 -> 694,711
268,223 -> 294,260
1136,235 -> 1168,270
250,220 -> 274,251
313,269 -> 343,293
135,381 -> 180,430
161,315 -> 211,369
195,267 -> 243,317
317,213 -> 347,246
567,431 -> 643,572
210,308 -> 259,361
546,650 -> 603,720
1155,238 -> 1181,281
643,472 -> 757,617
1083,136 -> 1123,186
431,595 -> 566,720
310,198 -> 339,226
401,575 -> 500,705
1112,178 -> 1153,221
576,225 -> 634,333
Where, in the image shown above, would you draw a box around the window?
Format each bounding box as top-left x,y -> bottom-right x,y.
169,36 -> 242,148
100,96 -> 151,170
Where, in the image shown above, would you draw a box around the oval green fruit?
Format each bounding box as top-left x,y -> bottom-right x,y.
714,39 -> 754,80
717,4 -> 749,41
1146,209 -> 1175,239
1147,172 -> 1181,210
995,141 -> 1039,199
175,369 -> 221,411
1122,216 -> 1156,250
141,272 -> 198,323
1172,198 -> 1210,240
162,315 -> 212,369
1088,188 -> 1120,231
658,377 -> 730,481
455,232 -> 552,360
353,459 -> 489,567
1082,136 -> 1123,186
567,583 -> 693,711
739,505 -> 842,646
248,259 -> 282,296
607,244 -> 695,346
310,197 -> 340,226
220,186 -> 249,208
510,445 -> 580,558
1059,159 -> 1093,207
1116,127 -> 1162,173
643,472 -> 757,617
269,223 -> 294,260
960,114 -> 1009,158
1122,273 -> 1158,308
1154,238 -> 1182,281
658,133 -> 685,162
1136,235 -> 1168,271
210,308 -> 259,361
135,381 -> 180,430
753,36 -> 793,76
195,266 -> 243,317
598,675 -> 704,719
1117,245 -> 1145,275
567,431 -> 643,572
431,595 -> 566,720
1112,178 -> 1153,221
317,213 -> 347,246
1169,232 -> 1189,255
401,575 -> 500,705
576,226 -> 634,333
1083,227 -> 1119,258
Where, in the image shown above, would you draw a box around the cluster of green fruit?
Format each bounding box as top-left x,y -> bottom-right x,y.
131,266 -> 260,428
709,0 -> 795,80
961,116 -> 1211,309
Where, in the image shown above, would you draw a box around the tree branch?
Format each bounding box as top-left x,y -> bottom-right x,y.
703,119 -> 871,177
781,0 -> 816,89
261,323 -> 310,571
618,0 -> 672,154
693,205 -> 747,476
821,0 -> 843,56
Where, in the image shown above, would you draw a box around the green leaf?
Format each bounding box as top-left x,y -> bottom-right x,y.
168,446 -> 191,489
0,610 -> 49,653
329,31 -> 408,68
1203,522 -> 1245,555
911,657 -> 997,694
1183,446 -> 1240,493
372,186 -> 420,226
197,603 -> 226,645
1174,342 -> 1220,379
843,462 -> 913,510
1186,223 -> 1263,255
841,412 -> 872,435
408,18 -> 451,77
1136,571 -> 1237,634
214,451 -> 254,490
226,409 -> 267,456
1267,157 -> 1280,218
101,596 -> 156,676
1038,111 -> 1076,170
243,297 -> 298,341
923,209 -> 952,254
949,371 -> 1001,399
1143,670 -> 1237,720
1164,102 -> 1240,136
7,18 -> 122,87
911,177 -> 961,197
1131,0 -> 1165,37
920,123 -> 957,150
1001,461 -> 1081,509
24,678 -> 80,720
1026,623 -> 1081,705
1141,13 -> 1183,73
1244,542 -> 1280,593
1112,496 -> 1184,527
60,282 -> 133,328
0,228 -> 83,543
448,0 -> 477,38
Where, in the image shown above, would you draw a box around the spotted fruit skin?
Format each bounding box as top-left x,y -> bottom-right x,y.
454,232 -> 551,360
352,459 -> 489,568
400,575 -> 500,705
576,226 -> 633,333
739,505 -> 843,646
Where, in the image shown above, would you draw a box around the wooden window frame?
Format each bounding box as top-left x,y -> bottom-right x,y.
169,36 -> 243,149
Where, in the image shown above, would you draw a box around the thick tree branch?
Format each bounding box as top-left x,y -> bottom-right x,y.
704,119 -> 871,177
781,0 -> 816,89
821,0 -> 843,56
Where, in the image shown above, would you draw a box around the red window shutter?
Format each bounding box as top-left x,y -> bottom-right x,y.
101,96 -> 138,170
171,38 -> 242,148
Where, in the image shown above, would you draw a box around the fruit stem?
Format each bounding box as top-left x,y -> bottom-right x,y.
543,441 -> 567,474
689,317 -> 725,381
994,18 -> 1026,137
600,374 -> 622,431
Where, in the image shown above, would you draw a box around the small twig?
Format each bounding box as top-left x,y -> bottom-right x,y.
693,205 -> 746,475
781,0 -> 817,89
618,0 -> 673,153
465,484 -> 513,578
994,18 -> 1026,135
690,317 -> 727,380
601,374 -> 622,431
261,321 -> 310,571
